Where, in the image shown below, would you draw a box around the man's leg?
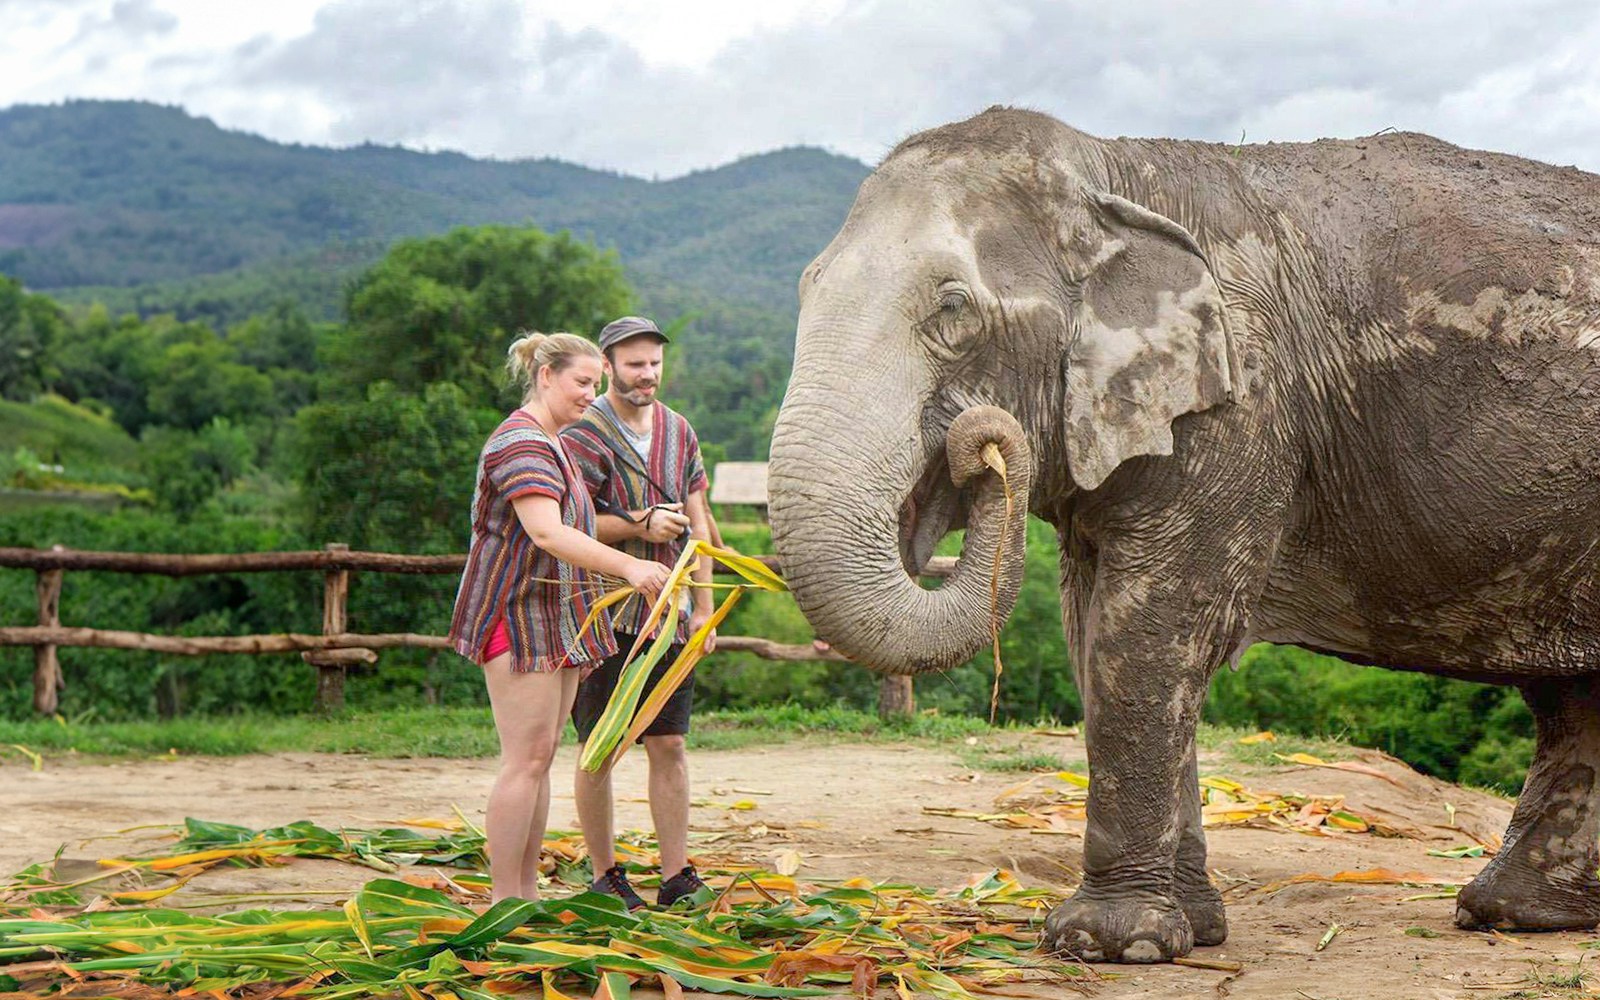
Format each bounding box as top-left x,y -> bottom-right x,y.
644,734 -> 690,875
573,750 -> 617,874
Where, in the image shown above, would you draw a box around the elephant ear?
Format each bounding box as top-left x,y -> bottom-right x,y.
1064,191 -> 1238,492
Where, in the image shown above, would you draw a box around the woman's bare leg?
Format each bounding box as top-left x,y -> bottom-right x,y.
516,668 -> 580,897
482,656 -> 570,902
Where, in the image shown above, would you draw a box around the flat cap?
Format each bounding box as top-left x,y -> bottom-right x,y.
597,315 -> 669,351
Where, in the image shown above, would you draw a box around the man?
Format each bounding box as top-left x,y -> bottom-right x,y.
561,315 -> 717,910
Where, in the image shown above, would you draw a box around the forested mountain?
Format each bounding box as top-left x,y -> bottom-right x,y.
0,100 -> 869,321
0,100 -> 871,460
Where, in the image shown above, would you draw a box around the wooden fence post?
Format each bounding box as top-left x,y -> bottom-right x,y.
878,674 -> 914,719
303,543 -> 375,712
33,545 -> 64,715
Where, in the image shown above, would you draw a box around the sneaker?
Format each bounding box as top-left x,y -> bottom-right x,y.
656,865 -> 708,908
591,864 -> 647,911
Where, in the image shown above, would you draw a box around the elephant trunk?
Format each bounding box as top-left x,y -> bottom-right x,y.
770,392 -> 1033,675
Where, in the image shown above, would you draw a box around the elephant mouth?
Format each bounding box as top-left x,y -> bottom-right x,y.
897,450 -> 971,578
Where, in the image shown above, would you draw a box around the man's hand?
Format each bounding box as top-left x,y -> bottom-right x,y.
689,603 -> 718,654
640,502 -> 691,543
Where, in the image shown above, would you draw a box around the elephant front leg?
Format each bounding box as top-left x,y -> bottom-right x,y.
1456,678 -> 1600,930
1175,745 -> 1227,946
1043,644 -> 1211,963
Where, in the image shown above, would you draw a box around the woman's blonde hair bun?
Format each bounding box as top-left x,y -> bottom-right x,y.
507,331 -> 602,398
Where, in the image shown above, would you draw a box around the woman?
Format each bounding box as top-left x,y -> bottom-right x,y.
449,331 -> 671,903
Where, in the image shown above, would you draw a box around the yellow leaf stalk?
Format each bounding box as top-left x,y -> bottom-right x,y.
694,544 -> 787,592
575,541 -> 787,773
578,588 -> 683,772
980,442 -> 1011,726
609,588 -> 745,762
575,585 -> 640,643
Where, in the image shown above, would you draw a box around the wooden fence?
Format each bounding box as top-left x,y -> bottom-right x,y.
0,545 -> 952,716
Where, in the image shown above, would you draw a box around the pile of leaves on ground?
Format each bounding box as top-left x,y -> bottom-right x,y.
927,753 -> 1499,849
0,818 -> 1091,999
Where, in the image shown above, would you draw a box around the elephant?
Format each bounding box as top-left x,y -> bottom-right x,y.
767,106 -> 1600,963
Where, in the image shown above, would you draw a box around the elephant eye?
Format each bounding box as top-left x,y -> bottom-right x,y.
938,287 -> 969,313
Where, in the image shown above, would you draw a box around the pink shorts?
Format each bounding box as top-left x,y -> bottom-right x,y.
481,618 -> 512,662
479,619 -> 583,670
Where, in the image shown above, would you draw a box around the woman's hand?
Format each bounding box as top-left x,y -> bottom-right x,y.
624,558 -> 672,603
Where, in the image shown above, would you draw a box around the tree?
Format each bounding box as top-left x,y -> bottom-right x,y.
227,301 -> 319,372
294,381 -> 497,552
0,274 -> 66,401
49,306 -> 159,431
291,382 -> 499,698
323,225 -> 634,408
146,336 -> 275,431
140,418 -> 256,515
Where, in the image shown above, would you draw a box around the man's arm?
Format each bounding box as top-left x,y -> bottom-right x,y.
597,506 -> 690,545
564,424 -> 684,544
685,488 -> 716,652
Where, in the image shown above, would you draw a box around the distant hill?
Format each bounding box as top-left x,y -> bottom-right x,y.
0,100 -> 869,324
0,394 -> 137,471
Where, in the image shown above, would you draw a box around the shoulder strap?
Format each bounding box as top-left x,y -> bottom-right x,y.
588,403 -> 679,504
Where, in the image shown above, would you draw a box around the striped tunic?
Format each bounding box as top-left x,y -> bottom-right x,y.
561,398 -> 708,640
449,410 -> 618,673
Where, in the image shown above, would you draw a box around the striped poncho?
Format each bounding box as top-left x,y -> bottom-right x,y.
561,397 -> 708,641
449,410 -> 618,673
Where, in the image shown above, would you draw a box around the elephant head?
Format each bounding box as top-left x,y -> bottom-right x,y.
769,108 -> 1237,674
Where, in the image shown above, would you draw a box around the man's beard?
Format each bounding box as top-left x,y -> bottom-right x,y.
612,371 -> 657,407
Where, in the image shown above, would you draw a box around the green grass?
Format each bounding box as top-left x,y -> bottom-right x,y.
0,705 -> 1002,762
0,707 -> 501,759
956,746 -> 1072,773
0,394 -> 144,488
692,704 -> 997,747
0,706 -> 1385,774
1196,722 -> 1353,767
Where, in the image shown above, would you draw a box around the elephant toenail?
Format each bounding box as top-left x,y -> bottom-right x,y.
1122,940 -> 1165,963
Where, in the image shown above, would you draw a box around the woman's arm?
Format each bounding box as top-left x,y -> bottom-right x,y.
511,494 -> 670,600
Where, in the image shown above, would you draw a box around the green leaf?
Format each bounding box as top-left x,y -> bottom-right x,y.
354,878 -> 472,918
446,896 -> 550,948
176,817 -> 257,845
596,970 -> 633,1000
532,891 -> 643,930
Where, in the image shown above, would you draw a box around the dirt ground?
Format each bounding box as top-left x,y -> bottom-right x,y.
5,733 -> 1598,999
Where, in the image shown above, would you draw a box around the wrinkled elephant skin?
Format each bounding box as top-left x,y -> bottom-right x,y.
767,107 -> 1600,962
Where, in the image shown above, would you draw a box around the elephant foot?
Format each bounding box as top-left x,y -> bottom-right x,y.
1456,867 -> 1600,931
1041,891 -> 1193,963
1177,879 -> 1228,947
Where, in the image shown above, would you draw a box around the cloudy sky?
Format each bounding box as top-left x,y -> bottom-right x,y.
3,0 -> 1599,178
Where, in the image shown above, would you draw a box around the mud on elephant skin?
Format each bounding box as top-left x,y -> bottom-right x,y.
767,106 -> 1600,962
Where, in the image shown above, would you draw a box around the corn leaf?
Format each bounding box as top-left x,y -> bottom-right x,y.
3,817 -> 1091,1000
612,588 -> 746,760
696,544 -> 788,592
579,588 -> 684,772
574,586 -> 640,647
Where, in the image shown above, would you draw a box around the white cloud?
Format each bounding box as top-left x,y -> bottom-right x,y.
2,0 -> 1599,176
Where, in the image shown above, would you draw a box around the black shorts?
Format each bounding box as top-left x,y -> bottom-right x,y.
571,633 -> 695,743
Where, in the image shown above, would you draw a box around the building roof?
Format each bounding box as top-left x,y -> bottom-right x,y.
710,461 -> 769,506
